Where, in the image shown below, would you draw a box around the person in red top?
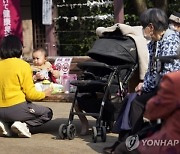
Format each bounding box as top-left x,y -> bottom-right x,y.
114,71 -> 180,154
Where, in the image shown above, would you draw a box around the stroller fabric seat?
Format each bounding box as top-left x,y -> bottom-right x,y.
77,61 -> 113,77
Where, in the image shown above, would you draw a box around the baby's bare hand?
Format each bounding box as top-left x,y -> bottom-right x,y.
52,70 -> 60,78
135,82 -> 143,95
47,67 -> 53,73
36,72 -> 44,80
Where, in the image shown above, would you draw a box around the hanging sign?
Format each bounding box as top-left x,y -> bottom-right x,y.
0,0 -> 22,41
42,0 -> 52,25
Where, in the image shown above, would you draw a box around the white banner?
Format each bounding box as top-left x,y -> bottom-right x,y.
42,0 -> 52,25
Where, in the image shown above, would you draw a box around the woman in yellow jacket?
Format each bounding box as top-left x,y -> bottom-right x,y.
0,35 -> 53,138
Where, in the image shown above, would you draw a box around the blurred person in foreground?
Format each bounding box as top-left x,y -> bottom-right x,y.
114,71 -> 180,154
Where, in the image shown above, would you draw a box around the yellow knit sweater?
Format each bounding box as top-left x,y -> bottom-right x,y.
0,58 -> 45,107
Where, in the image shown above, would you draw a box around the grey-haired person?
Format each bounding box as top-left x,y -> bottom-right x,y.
104,9 -> 180,154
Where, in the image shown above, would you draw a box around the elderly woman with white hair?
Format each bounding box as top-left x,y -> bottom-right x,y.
103,10 -> 180,154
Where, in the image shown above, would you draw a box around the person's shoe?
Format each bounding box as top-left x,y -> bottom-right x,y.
0,121 -> 12,137
11,121 -> 31,138
103,141 -> 120,154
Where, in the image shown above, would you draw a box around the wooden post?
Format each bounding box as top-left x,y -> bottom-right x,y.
45,25 -> 57,56
114,0 -> 124,23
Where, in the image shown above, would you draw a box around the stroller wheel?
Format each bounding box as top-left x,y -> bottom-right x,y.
101,126 -> 107,142
67,124 -> 76,140
59,124 -> 67,139
92,126 -> 97,143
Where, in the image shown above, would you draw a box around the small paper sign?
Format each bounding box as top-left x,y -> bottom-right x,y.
42,0 -> 52,25
54,57 -> 73,76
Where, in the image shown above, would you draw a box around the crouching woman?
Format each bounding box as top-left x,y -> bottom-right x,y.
0,35 -> 53,138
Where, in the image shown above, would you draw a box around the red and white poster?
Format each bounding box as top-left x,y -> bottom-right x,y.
54,57 -> 73,76
0,0 -> 22,41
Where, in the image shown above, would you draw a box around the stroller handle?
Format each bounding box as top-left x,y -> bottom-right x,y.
154,54 -> 180,63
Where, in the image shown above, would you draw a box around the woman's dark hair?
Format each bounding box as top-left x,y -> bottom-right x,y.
140,8 -> 168,31
0,35 -> 23,59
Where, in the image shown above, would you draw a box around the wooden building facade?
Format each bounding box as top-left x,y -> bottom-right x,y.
20,0 -> 123,58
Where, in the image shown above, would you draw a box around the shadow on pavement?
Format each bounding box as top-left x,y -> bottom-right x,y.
29,117 -> 118,153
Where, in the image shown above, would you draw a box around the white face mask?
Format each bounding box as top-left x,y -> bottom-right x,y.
144,34 -> 152,41
169,24 -> 176,30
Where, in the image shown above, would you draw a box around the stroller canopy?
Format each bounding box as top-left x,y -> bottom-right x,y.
88,36 -> 138,66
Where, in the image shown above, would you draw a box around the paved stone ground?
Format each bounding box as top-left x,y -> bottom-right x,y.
0,102 -> 118,154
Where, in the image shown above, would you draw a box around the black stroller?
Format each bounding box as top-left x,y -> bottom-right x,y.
58,31 -> 138,142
